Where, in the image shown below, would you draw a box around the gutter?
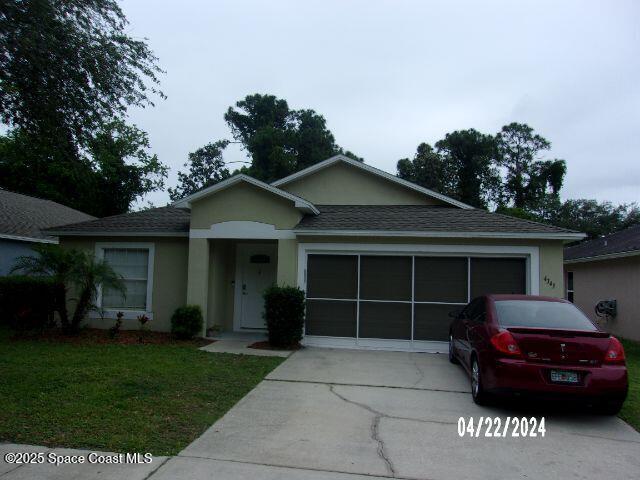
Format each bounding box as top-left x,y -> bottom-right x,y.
43,231 -> 189,238
564,249 -> 640,264
294,229 -> 586,241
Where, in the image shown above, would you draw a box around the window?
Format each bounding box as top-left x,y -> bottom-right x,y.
566,272 -> 574,303
98,245 -> 153,311
495,300 -> 596,331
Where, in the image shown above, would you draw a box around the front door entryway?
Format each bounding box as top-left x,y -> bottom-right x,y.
234,243 -> 277,330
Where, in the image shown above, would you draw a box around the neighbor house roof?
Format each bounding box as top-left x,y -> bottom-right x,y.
0,189 -> 95,243
271,154 -> 474,210
294,205 -> 584,240
172,174 -> 319,214
44,207 -> 190,237
564,224 -> 640,263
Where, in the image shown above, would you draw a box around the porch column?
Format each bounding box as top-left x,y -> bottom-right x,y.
186,237 -> 209,336
276,239 -> 298,287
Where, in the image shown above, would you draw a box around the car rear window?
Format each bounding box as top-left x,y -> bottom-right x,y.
494,300 -> 597,331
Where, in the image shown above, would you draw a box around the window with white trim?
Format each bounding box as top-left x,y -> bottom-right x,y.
566,271 -> 574,303
101,248 -> 151,310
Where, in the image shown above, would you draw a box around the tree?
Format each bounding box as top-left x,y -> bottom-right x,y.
11,244 -> 83,330
547,199 -> 640,239
0,122 -> 168,217
0,0 -> 163,146
495,123 -> 566,210
11,244 -> 124,333
87,120 -> 168,216
434,129 -> 500,208
397,143 -> 455,194
224,94 -> 360,182
168,140 -> 231,201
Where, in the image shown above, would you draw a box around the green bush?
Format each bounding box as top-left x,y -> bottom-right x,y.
171,305 -> 203,339
263,285 -> 305,348
0,276 -> 62,331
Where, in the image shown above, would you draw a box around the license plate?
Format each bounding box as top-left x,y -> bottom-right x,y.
550,370 -> 579,384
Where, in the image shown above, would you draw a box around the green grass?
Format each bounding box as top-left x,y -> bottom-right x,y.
621,338 -> 640,430
0,328 -> 284,455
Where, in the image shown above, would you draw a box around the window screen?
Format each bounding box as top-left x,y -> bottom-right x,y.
102,248 -> 149,309
470,258 -> 526,298
359,302 -> 411,339
305,300 -> 357,337
360,256 -> 412,301
414,257 -> 468,303
307,255 -> 357,299
413,303 -> 455,341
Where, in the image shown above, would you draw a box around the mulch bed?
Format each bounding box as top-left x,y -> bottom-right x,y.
11,328 -> 215,347
248,340 -> 302,351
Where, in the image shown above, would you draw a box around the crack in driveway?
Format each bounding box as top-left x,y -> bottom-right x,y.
329,384 -> 397,477
409,353 -> 426,386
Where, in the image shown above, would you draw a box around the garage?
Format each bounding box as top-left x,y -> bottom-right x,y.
304,252 -> 526,350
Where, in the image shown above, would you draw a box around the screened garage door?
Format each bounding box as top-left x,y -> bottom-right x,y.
305,254 -> 526,344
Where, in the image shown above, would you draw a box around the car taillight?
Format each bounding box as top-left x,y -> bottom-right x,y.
490,330 -> 522,357
604,336 -> 626,365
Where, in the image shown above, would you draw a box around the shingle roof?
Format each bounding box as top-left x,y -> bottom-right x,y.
45,207 -> 190,236
294,205 -> 581,237
0,189 -> 95,241
564,224 -> 640,261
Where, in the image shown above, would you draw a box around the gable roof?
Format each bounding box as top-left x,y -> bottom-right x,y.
271,154 -> 473,210
0,189 -> 95,243
172,174 -> 319,214
564,224 -> 640,263
295,205 -> 584,240
45,207 -> 190,237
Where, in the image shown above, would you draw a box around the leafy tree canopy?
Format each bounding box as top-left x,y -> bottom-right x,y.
168,140 -> 230,201
224,94 -> 361,183
0,0 -> 163,145
434,129 -> 500,209
495,123 -> 566,210
0,0 -> 166,216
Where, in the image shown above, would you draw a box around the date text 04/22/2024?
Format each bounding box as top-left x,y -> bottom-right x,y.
457,417 -> 546,438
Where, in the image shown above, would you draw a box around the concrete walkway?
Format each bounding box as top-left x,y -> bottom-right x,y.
153,347 -> 640,480
199,332 -> 292,357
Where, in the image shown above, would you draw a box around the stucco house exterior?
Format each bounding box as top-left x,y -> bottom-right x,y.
0,188 -> 94,275
564,224 -> 640,341
46,155 -> 584,351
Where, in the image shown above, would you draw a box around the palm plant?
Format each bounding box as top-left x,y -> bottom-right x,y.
11,244 -> 82,329
11,245 -> 125,334
71,251 -> 125,330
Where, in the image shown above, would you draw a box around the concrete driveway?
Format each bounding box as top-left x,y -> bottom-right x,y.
153,347 -> 640,480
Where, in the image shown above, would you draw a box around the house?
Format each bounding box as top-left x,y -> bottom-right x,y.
564,224 -> 640,341
0,188 -> 95,275
46,155 -> 583,351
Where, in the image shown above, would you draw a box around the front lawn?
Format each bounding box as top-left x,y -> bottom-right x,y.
621,338 -> 639,431
0,328 -> 283,455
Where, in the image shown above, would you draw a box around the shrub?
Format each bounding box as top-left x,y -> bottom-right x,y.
108,311 -> 124,339
171,305 -> 203,340
0,276 -> 62,331
137,313 -> 150,343
263,285 -> 305,348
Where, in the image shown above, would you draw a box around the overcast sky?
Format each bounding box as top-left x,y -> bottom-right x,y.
120,0 -> 639,208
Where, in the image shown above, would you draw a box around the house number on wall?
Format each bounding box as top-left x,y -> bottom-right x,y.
543,275 -> 556,290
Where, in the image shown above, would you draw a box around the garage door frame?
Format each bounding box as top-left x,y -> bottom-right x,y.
298,243 -> 539,352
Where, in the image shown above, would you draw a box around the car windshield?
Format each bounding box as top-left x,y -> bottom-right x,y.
494,300 -> 597,331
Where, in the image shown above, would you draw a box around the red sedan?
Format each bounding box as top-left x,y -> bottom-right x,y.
449,295 -> 628,414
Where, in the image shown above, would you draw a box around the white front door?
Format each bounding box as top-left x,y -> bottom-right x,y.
234,244 -> 277,330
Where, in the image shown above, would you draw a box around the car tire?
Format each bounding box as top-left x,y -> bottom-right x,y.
471,356 -> 489,405
597,399 -> 624,416
448,335 -> 459,364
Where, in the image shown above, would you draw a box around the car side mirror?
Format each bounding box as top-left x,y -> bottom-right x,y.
449,308 -> 463,319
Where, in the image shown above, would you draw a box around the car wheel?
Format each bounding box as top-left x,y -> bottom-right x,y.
471,357 -> 489,405
449,335 -> 459,364
598,399 -> 624,415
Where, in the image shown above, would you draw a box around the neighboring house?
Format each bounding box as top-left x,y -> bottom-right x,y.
46,155 -> 583,351
0,189 -> 95,275
564,225 -> 640,341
